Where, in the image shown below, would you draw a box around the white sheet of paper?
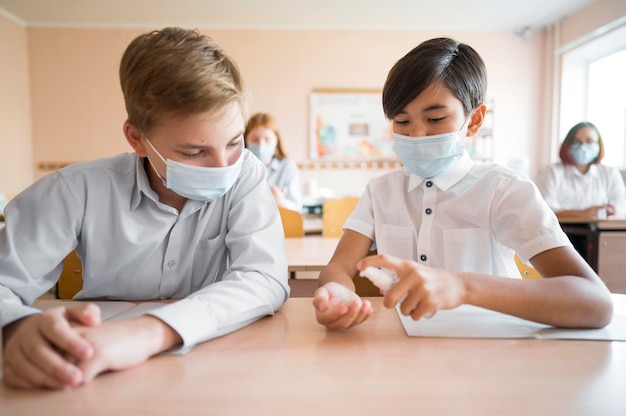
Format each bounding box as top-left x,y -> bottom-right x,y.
34,300 -> 164,321
398,294 -> 626,341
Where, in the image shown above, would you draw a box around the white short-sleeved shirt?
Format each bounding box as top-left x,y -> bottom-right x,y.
0,150 -> 288,351
344,153 -> 571,277
536,162 -> 626,218
267,157 -> 302,211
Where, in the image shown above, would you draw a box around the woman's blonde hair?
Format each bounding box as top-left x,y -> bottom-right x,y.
120,27 -> 246,133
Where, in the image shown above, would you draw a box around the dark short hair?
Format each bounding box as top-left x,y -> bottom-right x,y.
382,37 -> 487,119
559,121 -> 605,165
120,27 -> 246,133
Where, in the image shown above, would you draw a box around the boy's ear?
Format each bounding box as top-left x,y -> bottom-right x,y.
466,103 -> 487,137
124,121 -> 148,157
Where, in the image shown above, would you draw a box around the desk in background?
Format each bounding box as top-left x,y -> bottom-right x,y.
560,219 -> 626,293
285,236 -> 339,273
2,296 -> 625,415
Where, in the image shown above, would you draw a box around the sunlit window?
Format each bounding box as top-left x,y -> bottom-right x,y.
587,50 -> 626,168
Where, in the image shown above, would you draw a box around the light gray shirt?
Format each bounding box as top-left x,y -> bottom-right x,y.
0,150 -> 289,351
267,158 -> 302,211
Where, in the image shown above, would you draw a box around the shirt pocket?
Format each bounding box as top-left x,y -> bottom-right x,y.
442,228 -> 490,273
377,224 -> 414,260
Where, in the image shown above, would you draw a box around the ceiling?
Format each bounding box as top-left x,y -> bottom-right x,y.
0,0 -> 596,33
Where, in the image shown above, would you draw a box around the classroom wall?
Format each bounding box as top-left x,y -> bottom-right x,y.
0,12 -> 33,196
23,27 -> 546,198
0,0 -> 624,199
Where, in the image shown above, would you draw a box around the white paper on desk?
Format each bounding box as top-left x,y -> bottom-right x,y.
34,301 -> 164,322
397,300 -> 626,341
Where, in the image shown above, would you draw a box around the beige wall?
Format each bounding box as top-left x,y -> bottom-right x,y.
23,28 -> 547,196
0,13 -> 33,196
1,0 -> 625,197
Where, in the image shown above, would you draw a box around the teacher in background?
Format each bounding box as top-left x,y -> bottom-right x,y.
536,121 -> 626,220
244,112 -> 303,211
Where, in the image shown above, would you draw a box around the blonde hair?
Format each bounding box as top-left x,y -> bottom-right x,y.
120,27 -> 246,133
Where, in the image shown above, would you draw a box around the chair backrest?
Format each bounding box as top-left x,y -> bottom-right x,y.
322,197 -> 360,237
58,250 -> 83,299
278,206 -> 305,238
514,254 -> 542,279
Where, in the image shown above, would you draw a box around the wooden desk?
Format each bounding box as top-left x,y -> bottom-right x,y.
2,296 -> 625,415
285,236 -> 339,272
560,219 -> 626,293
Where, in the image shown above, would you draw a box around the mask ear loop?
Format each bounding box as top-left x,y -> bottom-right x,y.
143,137 -> 168,187
458,112 -> 475,147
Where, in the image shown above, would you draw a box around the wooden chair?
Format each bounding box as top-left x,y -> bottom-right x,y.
278,207 -> 304,238
514,254 -> 542,279
57,250 -> 83,299
322,197 -> 360,237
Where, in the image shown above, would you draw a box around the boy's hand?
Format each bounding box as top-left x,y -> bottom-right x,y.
358,254 -> 466,320
73,315 -> 179,384
312,282 -> 373,330
2,304 -> 101,389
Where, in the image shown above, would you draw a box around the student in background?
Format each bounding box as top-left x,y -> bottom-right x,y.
0,27 -> 289,390
536,121 -> 626,220
244,113 -> 303,212
312,37 -> 613,331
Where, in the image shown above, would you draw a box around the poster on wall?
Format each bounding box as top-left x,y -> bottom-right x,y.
309,89 -> 394,160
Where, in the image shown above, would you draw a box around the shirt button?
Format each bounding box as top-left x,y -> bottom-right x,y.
167,260 -> 176,268
425,208 -> 432,215
426,181 -> 433,187
420,254 -> 427,261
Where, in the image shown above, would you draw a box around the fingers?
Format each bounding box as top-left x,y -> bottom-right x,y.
42,309 -> 95,362
4,339 -> 84,389
316,299 -> 373,331
2,307 -> 100,390
313,284 -> 373,330
65,303 -> 102,327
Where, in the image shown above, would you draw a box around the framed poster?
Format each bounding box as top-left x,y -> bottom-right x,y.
309,89 -> 394,160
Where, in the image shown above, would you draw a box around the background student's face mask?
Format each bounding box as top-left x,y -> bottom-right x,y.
570,142 -> 599,165
247,142 -> 276,164
145,139 -> 243,201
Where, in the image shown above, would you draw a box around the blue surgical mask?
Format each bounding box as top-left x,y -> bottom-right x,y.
145,139 -> 243,201
392,131 -> 465,178
570,142 -> 599,165
247,142 -> 276,164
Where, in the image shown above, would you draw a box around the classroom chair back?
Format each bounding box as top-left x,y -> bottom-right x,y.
278,206 -> 305,238
322,197 -> 360,237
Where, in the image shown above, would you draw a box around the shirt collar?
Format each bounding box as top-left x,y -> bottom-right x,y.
407,152 -> 474,192
567,163 -> 599,178
131,156 -> 157,211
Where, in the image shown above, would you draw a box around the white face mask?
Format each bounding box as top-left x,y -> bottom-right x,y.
247,142 -> 276,164
570,142 -> 599,165
145,139 -> 243,201
392,117 -> 470,178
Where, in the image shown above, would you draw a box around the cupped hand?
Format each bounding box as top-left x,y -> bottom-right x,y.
312,282 -> 373,330
2,303 -> 101,389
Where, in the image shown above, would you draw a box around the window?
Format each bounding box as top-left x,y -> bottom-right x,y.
587,50 -> 626,167
559,24 -> 626,169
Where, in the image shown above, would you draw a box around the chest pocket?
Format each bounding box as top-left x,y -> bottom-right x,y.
442,228 -> 490,273
377,224 -> 414,260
